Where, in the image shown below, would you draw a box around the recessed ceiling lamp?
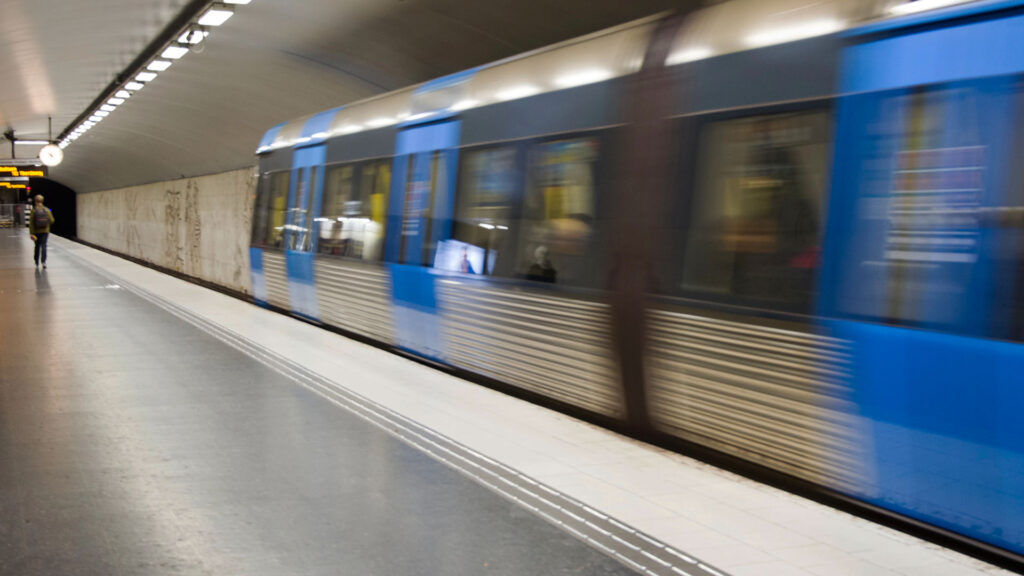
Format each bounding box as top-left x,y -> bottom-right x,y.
147,60 -> 173,71
125,82 -> 145,91
178,29 -> 209,45
889,0 -> 967,15
554,69 -> 612,88
161,45 -> 190,59
496,85 -> 540,101
449,99 -> 478,112
135,71 -> 158,82
198,3 -> 234,26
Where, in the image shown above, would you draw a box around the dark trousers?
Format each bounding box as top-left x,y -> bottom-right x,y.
34,233 -> 48,265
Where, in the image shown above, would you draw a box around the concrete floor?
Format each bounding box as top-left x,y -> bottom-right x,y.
0,231 -> 638,576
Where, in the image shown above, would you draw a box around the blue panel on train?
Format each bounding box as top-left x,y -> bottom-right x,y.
389,264 -> 446,361
285,250 -> 318,319
842,12 -> 1024,93
400,152 -> 433,265
396,121 -> 460,156
292,145 -> 326,169
249,247 -> 267,305
831,319 -> 1024,555
258,122 -> 285,152
284,145 -> 326,320
298,107 -> 341,147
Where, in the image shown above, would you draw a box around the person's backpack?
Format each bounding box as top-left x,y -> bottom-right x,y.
33,208 -> 49,230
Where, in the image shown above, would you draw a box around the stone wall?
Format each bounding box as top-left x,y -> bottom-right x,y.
77,168 -> 256,294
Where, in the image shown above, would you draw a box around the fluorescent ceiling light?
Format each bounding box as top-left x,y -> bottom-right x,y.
161,45 -> 189,59
496,85 -> 540,101
147,60 -> 172,71
88,115 -> 102,122
115,90 -> 132,99
554,69 -> 612,89
224,0 -> 251,4
178,29 -> 209,45
666,46 -> 713,66
889,0 -> 966,15
136,71 -> 158,82
15,140 -> 49,145
107,97 -> 125,106
125,82 -> 145,91
83,121 -> 95,127
100,105 -> 115,112
449,99 -> 478,112
58,142 -> 68,149
746,19 -> 844,47
95,110 -> 110,117
198,4 -> 234,26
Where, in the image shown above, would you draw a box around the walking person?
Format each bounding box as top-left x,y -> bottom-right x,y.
28,194 -> 54,269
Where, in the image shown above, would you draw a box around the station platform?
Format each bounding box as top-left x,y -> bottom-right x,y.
0,230 -> 1013,576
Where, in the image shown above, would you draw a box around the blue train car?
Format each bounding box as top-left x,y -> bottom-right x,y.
248,0 -> 1024,567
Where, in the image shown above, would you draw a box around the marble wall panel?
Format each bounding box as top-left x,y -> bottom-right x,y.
77,167 -> 256,295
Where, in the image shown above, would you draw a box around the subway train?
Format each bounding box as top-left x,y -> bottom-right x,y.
248,0 -> 1024,565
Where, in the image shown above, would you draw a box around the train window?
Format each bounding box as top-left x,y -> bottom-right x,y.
446,146 -> 519,276
399,151 -> 448,266
516,137 -> 600,286
833,79 -> 1024,339
251,171 -> 289,249
423,151 -> 448,265
286,166 -> 318,252
317,160 -> 390,260
681,111 -> 830,312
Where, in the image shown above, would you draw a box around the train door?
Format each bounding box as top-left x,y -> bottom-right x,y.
821,11 -> 1024,556
385,120 -> 460,360
284,145 -> 326,319
250,124 -> 290,308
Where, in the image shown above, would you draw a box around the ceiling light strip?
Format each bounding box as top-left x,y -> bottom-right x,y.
58,0 -> 250,148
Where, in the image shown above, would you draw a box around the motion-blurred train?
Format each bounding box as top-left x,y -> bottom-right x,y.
248,0 -> 1024,565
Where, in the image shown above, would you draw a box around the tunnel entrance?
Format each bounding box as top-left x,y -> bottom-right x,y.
17,177 -> 77,238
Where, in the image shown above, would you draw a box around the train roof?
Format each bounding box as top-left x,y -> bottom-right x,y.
257,0 -> 1010,154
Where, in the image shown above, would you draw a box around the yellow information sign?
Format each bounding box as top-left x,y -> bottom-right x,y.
0,166 -> 46,178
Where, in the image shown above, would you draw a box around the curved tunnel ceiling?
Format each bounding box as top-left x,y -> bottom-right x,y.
0,0 -> 684,193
